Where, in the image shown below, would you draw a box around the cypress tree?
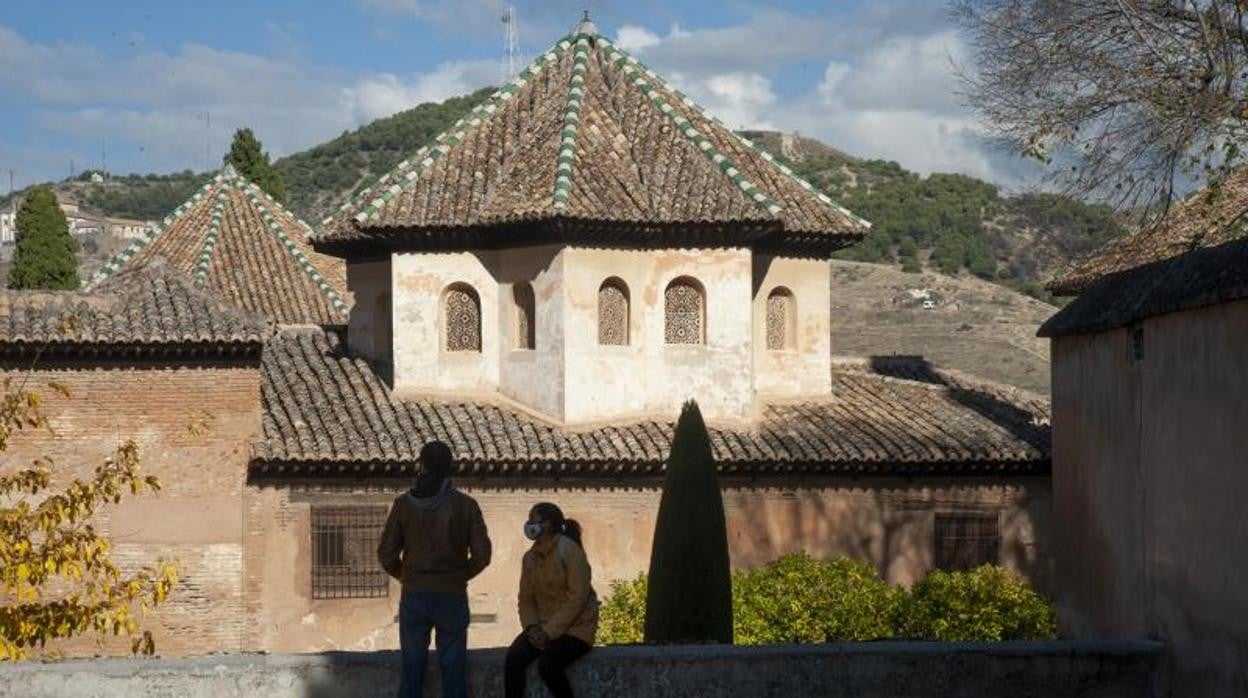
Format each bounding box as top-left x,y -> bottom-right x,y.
644,400 -> 733,643
224,128 -> 286,202
8,186 -> 79,290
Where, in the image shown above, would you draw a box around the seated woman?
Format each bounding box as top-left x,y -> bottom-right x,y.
504,503 -> 599,698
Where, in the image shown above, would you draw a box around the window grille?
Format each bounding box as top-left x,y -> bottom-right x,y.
766,287 -> 794,350
311,506 -> 390,599
444,285 -> 481,352
598,279 -> 629,345
933,513 -> 1000,572
664,278 -> 704,344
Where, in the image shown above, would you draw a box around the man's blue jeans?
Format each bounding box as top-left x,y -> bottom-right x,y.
398,590 -> 469,698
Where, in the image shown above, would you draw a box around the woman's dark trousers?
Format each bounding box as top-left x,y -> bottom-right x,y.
503,632 -> 591,698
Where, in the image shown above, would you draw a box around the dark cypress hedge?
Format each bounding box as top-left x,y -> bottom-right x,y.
8,186 -> 79,290
644,400 -> 733,644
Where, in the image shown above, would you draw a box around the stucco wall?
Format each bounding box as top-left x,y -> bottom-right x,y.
0,363 -> 261,656
1051,297 -> 1248,697
560,246 -> 755,424
489,246 -> 565,419
243,478 -> 1051,654
0,641 -> 1165,698
751,254 -> 832,398
391,251 -> 500,395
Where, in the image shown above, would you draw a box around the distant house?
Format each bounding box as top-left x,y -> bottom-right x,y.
1040,176 -> 1248,696
0,210 -> 15,246
105,217 -> 153,240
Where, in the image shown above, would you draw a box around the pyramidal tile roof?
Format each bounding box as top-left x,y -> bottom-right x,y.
87,166 -> 349,326
316,19 -> 869,256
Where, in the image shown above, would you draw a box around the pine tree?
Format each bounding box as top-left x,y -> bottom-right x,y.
8,186 -> 79,290
224,128 -> 286,202
644,400 -> 733,644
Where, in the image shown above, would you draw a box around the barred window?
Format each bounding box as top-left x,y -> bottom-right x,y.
444,284 -> 481,352
311,506 -> 390,599
310,506 -> 386,601
664,277 -> 704,345
598,278 -> 629,346
934,513 -> 1000,572
766,287 -> 795,350
514,282 -> 536,350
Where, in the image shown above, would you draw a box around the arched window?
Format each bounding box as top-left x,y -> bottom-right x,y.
513,282 -> 535,350
598,278 -> 630,346
443,283 -> 481,352
373,291 -> 392,359
766,287 -> 796,350
664,276 -> 705,345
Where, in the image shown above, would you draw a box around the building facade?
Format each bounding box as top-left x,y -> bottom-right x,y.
1043,179 -> 1248,696
0,16 -> 1055,657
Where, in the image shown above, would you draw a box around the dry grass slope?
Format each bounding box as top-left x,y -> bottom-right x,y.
830,260 -> 1055,395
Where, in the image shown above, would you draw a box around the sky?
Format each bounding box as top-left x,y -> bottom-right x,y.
0,0 -> 1038,192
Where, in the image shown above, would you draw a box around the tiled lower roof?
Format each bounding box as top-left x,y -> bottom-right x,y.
1039,236 -> 1248,337
0,262 -> 269,357
252,330 -> 1050,478
1049,168 -> 1248,295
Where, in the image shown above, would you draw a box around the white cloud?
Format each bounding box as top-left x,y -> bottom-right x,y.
0,25 -> 496,181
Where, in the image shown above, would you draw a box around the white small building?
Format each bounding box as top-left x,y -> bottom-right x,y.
107,218 -> 153,240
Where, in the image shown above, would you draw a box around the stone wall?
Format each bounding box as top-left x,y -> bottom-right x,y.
0,641 -> 1165,698
0,361 -> 261,655
1051,297 -> 1248,697
244,477 -> 1051,653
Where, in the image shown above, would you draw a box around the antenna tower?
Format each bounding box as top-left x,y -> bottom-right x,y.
501,4 -> 521,83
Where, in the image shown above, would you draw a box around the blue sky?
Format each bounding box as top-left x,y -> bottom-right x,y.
0,0 -> 1033,191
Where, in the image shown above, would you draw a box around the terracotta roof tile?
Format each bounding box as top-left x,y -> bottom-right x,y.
1040,236 -> 1248,337
1050,169 -> 1248,295
87,169 -> 348,326
252,330 -> 1050,478
0,262 -> 269,355
316,28 -> 867,256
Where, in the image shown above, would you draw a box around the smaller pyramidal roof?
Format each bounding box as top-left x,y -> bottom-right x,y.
316,15 -> 869,256
88,167 -> 349,326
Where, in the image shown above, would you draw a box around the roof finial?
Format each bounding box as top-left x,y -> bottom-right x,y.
574,9 -> 597,36
222,162 -> 239,179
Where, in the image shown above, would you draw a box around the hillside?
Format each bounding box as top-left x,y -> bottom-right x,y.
829,260 -> 1053,394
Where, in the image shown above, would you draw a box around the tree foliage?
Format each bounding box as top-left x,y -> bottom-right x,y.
82,170 -> 212,221
644,401 -> 733,644
8,187 -> 79,291
225,128 -> 286,203
953,0 -> 1248,214
0,340 -> 177,659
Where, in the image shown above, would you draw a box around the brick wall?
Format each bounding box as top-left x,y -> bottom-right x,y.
0,361 -> 260,656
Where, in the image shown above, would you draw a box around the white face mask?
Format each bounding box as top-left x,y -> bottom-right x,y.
524,522 -> 544,541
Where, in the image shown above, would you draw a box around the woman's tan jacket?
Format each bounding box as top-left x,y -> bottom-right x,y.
518,535 -> 599,645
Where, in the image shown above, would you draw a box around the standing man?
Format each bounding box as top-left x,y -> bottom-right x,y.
379,440 -> 492,698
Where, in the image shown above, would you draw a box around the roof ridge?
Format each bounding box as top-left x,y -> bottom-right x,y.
596,36 -> 871,230
552,34 -> 592,210
194,187 -> 229,284
240,182 -> 350,318
85,174 -> 226,289
597,38 -> 780,219
322,34 -> 578,231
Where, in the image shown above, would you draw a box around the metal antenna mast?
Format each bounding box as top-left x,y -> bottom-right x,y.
501,4 -> 520,83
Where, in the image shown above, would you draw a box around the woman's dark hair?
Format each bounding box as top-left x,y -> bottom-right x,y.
531,502 -> 583,548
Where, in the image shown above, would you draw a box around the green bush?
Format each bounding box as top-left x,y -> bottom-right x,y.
598,559 -> 1056,646
597,575 -> 647,645
897,565 -> 1056,641
733,553 -> 900,644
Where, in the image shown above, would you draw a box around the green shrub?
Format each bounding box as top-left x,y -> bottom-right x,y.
597,575 -> 647,645
897,565 -> 1056,641
733,553 -> 900,644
